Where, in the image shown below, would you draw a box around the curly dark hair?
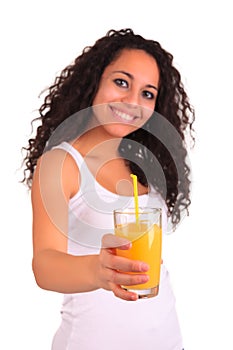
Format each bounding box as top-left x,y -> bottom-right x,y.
22,28 -> 195,227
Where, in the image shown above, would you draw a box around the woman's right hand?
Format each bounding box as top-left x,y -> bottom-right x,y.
95,234 -> 149,301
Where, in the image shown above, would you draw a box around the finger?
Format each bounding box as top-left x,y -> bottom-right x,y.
102,233 -> 131,249
101,248 -> 149,273
107,269 -> 149,287
110,284 -> 138,301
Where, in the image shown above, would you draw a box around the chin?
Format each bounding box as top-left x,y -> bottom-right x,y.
103,124 -> 137,138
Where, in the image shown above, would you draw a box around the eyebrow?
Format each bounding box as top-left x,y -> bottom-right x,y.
112,70 -> 158,91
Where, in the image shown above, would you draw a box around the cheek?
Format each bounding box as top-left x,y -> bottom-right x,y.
92,90 -> 103,106
141,101 -> 156,120
93,84 -> 122,106
140,93 -> 157,111
93,90 -> 110,105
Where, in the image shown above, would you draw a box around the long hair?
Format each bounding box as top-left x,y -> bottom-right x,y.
22,28 -> 195,227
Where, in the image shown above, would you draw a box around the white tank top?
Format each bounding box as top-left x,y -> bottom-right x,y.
51,142 -> 183,350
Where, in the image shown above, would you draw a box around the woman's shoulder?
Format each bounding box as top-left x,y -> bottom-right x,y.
32,145 -> 80,200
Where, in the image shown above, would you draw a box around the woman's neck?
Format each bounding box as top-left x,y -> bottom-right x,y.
73,125 -> 122,160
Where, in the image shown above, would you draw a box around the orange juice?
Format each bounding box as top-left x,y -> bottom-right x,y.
115,222 -> 162,290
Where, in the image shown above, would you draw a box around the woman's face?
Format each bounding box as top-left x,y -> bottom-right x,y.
91,49 -> 160,138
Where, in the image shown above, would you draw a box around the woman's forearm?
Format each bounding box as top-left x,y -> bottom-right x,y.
32,249 -> 99,293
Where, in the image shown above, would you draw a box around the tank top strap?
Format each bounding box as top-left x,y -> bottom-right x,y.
52,141 -> 84,169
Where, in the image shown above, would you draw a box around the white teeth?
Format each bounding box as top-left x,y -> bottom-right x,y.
113,108 -> 135,121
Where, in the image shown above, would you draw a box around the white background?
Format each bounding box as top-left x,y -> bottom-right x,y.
1,0 -> 232,349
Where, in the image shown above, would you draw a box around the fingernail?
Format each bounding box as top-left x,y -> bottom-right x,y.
141,275 -> 149,283
131,293 -> 138,301
121,241 -> 132,250
141,263 -> 149,272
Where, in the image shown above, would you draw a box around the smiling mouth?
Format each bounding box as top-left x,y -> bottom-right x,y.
110,106 -> 139,123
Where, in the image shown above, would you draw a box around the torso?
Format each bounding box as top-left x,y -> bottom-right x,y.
86,156 -> 148,196
51,141 -> 183,350
71,135 -> 148,197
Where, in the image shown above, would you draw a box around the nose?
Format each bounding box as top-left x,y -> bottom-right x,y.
121,89 -> 140,108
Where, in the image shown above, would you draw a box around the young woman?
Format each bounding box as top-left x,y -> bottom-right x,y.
23,28 -> 194,350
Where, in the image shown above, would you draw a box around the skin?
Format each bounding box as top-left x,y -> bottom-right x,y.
32,49 -> 160,301
91,48 -> 159,140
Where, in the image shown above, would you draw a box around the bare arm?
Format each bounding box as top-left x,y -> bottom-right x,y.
32,149 -> 149,300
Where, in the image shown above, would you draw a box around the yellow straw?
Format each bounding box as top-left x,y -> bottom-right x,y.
130,174 -> 139,222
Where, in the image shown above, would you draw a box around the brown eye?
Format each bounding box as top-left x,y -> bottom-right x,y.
142,90 -> 154,99
114,78 -> 128,88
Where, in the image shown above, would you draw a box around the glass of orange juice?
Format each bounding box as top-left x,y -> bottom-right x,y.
114,207 -> 162,298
